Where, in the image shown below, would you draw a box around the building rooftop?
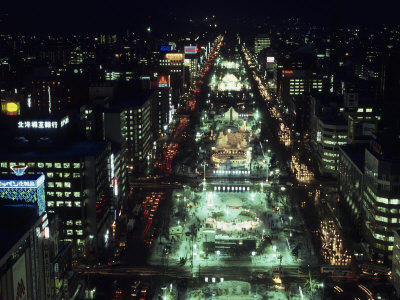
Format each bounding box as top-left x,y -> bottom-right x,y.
319,115 -> 347,126
0,141 -> 107,160
340,144 -> 366,172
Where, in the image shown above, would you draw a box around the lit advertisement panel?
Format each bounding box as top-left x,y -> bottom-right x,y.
165,53 -> 184,61
158,75 -> 170,88
184,46 -> 197,55
160,45 -> 171,52
184,59 -> 191,67
17,116 -> 69,129
12,253 -> 27,300
267,57 -> 275,64
0,174 -> 46,216
1,101 -> 20,116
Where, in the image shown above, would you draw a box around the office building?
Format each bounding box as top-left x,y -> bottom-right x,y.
338,144 -> 366,229
393,230 -> 400,297
0,141 -> 111,252
254,34 -> 270,56
0,202 -> 53,300
314,116 -> 348,176
362,139 -> 400,257
31,76 -> 88,114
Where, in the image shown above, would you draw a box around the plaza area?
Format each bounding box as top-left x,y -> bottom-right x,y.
148,188 -> 303,269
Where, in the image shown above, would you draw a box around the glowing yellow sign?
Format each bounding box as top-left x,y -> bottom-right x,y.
165,53 -> 184,61
1,101 -> 20,116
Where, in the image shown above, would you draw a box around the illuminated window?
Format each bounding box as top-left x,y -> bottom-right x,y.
73,163 -> 80,169
65,201 -> 72,207
47,172 -> 54,178
56,192 -> 63,197
375,215 -> 388,222
66,229 -> 73,235
64,173 -> 70,178
74,192 -> 80,197
55,163 -> 62,168
56,201 -> 64,207
48,182 -> 54,188
75,201 -> 82,207
64,182 -> 71,188
37,162 -> 44,168
63,163 -> 70,169
55,182 -> 63,188
75,220 -> 82,226
47,201 -> 54,207
391,199 -> 400,205
377,197 -> 389,204
73,173 -> 80,178
45,163 -> 53,168
65,192 -> 71,197
76,230 -> 83,235
66,220 -> 73,225
0,162 -> 7,168
47,191 -> 54,197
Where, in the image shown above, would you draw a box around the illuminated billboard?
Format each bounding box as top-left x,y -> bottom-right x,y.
158,75 -> 170,88
184,46 -> 197,55
1,101 -> 20,116
267,57 -> 275,64
184,59 -> 191,67
165,53 -> 184,61
160,45 -> 171,52
0,174 -> 46,216
17,116 -> 69,129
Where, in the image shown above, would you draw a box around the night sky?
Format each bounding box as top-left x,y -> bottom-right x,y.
1,0 -> 399,33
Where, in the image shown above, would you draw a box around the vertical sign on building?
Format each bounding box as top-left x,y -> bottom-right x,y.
12,253 -> 27,300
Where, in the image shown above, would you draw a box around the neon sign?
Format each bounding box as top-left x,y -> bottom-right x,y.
165,53 -> 184,61
283,70 -> 294,74
158,75 -> 170,88
0,176 -> 44,188
17,116 -> 70,129
267,57 -> 275,63
160,45 -> 171,52
184,46 -> 197,54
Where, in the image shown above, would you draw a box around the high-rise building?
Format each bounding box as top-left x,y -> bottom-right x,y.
362,139 -> 400,257
338,144 -> 366,229
280,69 -> 325,104
0,205 -> 54,300
31,76 -> 88,114
0,141 -> 111,252
159,52 -> 185,90
151,87 -> 173,139
314,116 -> 348,175
124,97 -> 152,167
254,34 -> 271,57
392,230 -> 400,297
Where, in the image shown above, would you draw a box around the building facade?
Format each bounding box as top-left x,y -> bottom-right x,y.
0,141 -> 111,252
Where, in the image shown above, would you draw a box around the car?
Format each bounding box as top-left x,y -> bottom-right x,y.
139,284 -> 150,300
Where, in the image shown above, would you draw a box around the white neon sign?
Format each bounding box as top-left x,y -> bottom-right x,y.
17,116 -> 69,129
0,174 -> 45,188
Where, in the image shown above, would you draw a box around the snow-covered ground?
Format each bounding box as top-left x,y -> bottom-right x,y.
148,188 -> 317,268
